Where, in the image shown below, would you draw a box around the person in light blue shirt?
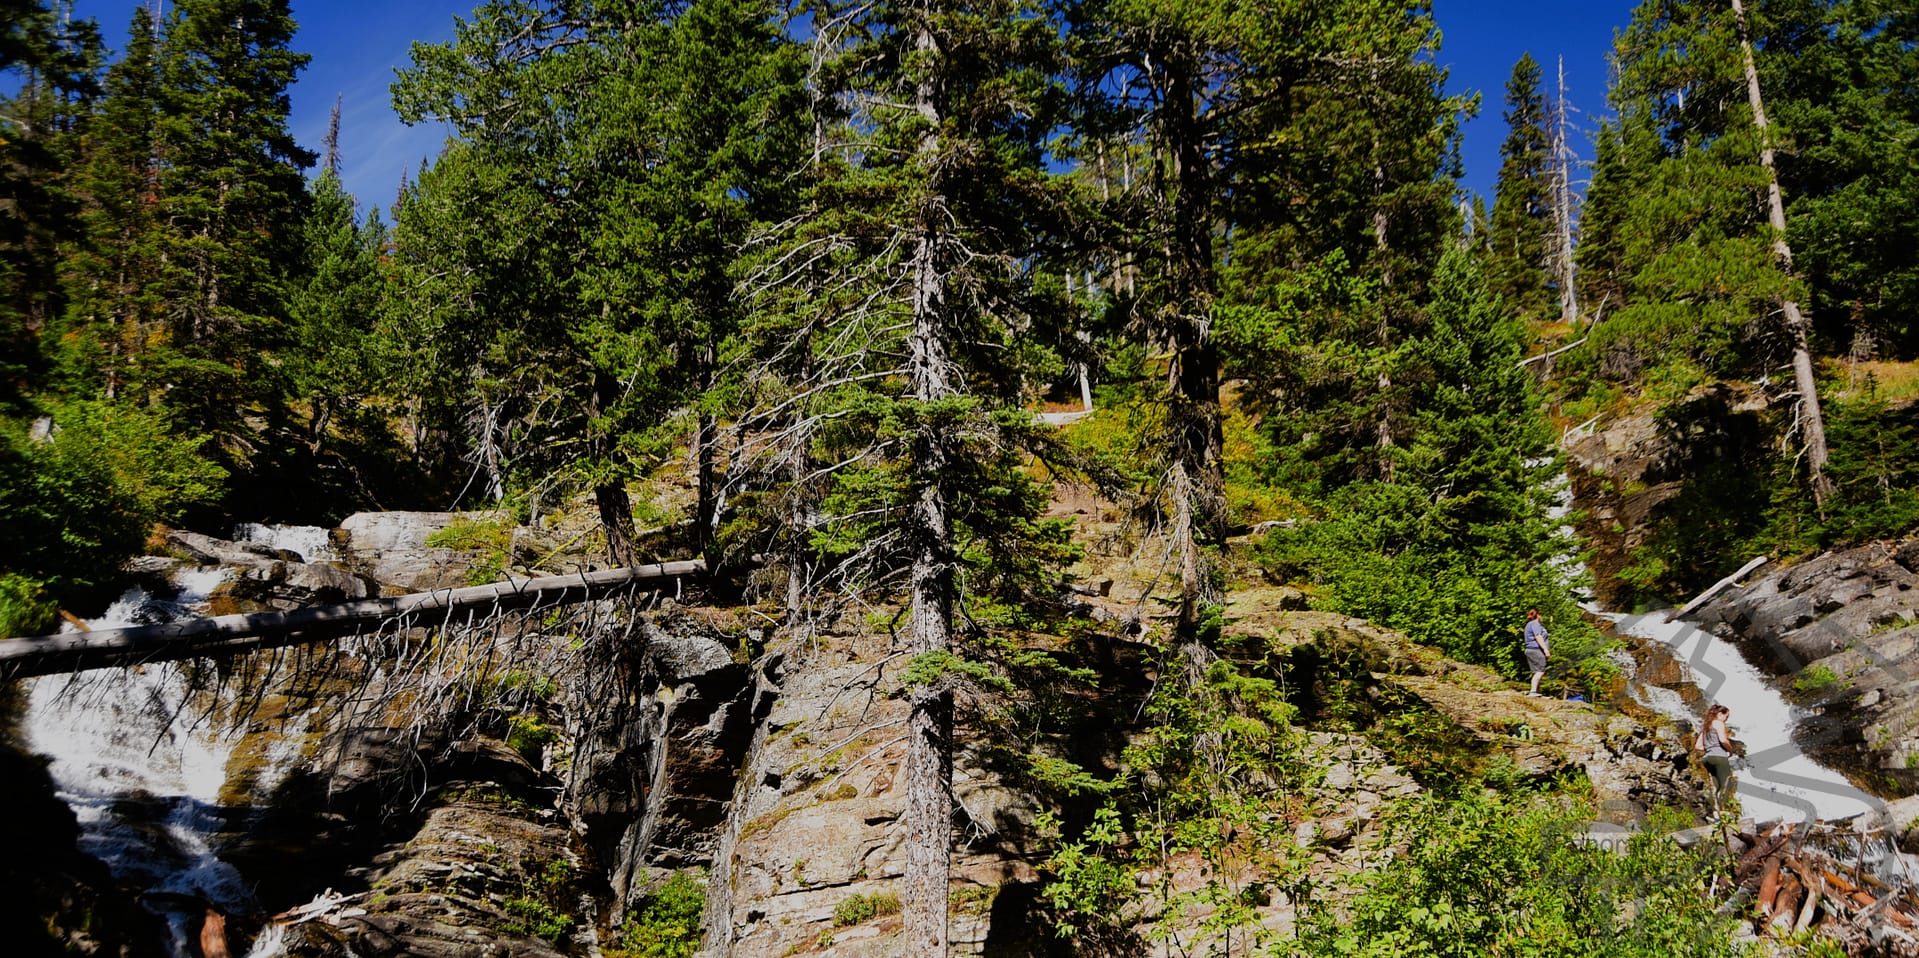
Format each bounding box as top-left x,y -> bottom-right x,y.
1523,609 -> 1551,696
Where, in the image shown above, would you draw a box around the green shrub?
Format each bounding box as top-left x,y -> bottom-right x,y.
832,890 -> 900,927
501,897 -> 575,942
428,514 -> 515,585
610,870 -> 705,958
0,402 -> 223,609
1296,792 -> 1739,958
1257,486 -> 1617,697
505,714 -> 557,763
1794,665 -> 1841,695
500,858 -> 578,943
0,573 -> 56,638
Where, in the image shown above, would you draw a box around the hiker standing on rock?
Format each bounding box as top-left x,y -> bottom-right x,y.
1696,704 -> 1736,822
1523,608 -> 1551,697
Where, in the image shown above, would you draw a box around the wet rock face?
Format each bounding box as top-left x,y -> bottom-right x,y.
1685,540 -> 1919,793
564,615 -> 754,918
1565,384 -> 1778,608
152,528 -> 380,614
216,559 -> 375,612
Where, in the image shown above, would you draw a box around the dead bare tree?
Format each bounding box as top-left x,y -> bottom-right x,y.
1730,0 -> 1833,508
1549,56 -> 1581,328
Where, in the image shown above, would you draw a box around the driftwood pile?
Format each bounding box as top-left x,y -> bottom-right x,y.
1724,821 -> 1919,955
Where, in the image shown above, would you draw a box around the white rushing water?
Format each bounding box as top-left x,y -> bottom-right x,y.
232,523 -> 336,562
1543,458 -> 1881,825
21,565 -> 302,957
1607,609 -> 1877,824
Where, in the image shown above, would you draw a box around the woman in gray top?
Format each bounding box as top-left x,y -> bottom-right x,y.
1697,704 -> 1735,822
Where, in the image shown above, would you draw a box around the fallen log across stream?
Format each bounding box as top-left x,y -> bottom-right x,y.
0,561 -> 706,680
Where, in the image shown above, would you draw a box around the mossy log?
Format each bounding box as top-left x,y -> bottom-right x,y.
0,562 -> 705,679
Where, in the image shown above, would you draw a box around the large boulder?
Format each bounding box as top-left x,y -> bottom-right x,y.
336,512 -> 506,594
213,559 -> 376,613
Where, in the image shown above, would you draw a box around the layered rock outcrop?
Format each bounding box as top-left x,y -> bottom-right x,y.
1684,540 -> 1919,793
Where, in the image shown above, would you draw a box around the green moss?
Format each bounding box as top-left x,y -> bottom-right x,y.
1794,665 -> 1841,695
501,896 -> 576,942
950,884 -> 999,916
740,805 -> 794,840
427,514 -> 515,585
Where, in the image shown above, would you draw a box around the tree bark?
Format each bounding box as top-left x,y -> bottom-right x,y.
1370,65 -> 1397,483
1551,56 -> 1581,327
1160,49 -> 1223,642
590,369 -> 641,567
1731,0 -> 1833,507
903,15 -> 953,955
694,408 -> 719,562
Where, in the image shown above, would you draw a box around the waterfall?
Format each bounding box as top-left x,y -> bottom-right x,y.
1608,610 -> 1876,824
22,541 -> 318,958
1542,458 -> 1880,823
231,523 -> 336,563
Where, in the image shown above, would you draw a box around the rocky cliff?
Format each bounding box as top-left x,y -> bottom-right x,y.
1683,539 -> 1919,795
6,514 -> 1721,956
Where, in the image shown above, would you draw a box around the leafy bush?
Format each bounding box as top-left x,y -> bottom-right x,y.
0,572 -> 56,637
610,870 -> 705,958
832,890 -> 900,927
1296,791 -> 1739,958
500,858 -> 578,943
1258,483 -> 1617,696
501,896 -> 575,942
0,401 -> 223,620
427,513 -> 515,585
1038,648 -> 1312,950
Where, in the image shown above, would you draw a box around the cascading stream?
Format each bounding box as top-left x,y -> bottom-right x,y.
1546,461 -> 1878,823
1607,609 -> 1876,824
22,527 -> 331,958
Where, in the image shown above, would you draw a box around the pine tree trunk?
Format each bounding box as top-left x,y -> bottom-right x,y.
903,17 -> 953,955
596,482 -> 640,567
694,409 -> 718,560
1161,50 -> 1222,641
1731,0 -> 1833,506
590,369 -> 640,567
1370,74 -> 1397,482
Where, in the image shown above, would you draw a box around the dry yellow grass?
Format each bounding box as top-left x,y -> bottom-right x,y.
1831,359 -> 1919,402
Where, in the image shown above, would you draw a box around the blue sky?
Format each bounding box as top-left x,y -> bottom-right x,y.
72,1 -> 1639,216
1439,1 -> 1637,202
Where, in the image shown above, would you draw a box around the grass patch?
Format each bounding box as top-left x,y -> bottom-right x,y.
833,891 -> 902,927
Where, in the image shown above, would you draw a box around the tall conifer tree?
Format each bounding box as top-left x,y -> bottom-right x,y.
55,7 -> 162,403
1486,52 -> 1553,320
1593,0 -> 1833,500
394,0 -> 804,561
148,0 -> 313,463
740,2 -> 1068,949
0,1 -> 100,402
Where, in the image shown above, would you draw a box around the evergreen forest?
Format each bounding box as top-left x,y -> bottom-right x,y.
7,0 -> 1919,955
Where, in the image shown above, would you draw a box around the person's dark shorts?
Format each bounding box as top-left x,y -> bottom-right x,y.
1524,645 -> 1547,672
